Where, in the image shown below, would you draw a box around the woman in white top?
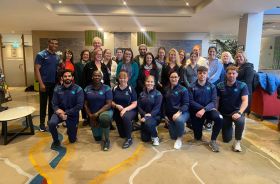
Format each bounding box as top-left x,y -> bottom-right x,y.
102,49 -> 118,88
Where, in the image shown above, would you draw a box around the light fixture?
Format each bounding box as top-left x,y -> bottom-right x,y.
140,28 -> 145,32
58,0 -> 62,4
185,2 -> 190,6
123,0 -> 127,5
98,28 -> 103,32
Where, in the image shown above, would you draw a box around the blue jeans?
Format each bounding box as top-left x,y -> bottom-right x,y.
141,116 -> 160,142
168,112 -> 189,140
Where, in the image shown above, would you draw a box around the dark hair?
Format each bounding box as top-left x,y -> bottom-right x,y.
168,70 -> 180,78
48,38 -> 58,43
190,51 -> 198,57
62,69 -> 74,76
116,48 -> 123,53
197,66 -> 208,72
103,49 -> 112,67
122,48 -> 134,63
62,49 -> 74,64
155,47 -> 166,61
80,49 -> 90,60
142,52 -> 157,70
226,65 -> 238,73
208,46 -> 217,53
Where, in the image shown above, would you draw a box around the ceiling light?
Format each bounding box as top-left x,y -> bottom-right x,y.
140,28 -> 145,32
123,1 -> 127,5
98,28 -> 103,32
185,2 -> 190,6
58,0 -> 62,4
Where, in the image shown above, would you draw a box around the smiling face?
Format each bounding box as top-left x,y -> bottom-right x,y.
104,49 -> 111,61
65,51 -> 72,60
197,70 -> 207,82
169,50 -> 177,64
92,70 -> 102,84
235,52 -> 245,65
118,71 -> 129,86
139,46 -> 147,57
208,48 -> 217,60
94,50 -> 103,62
179,51 -> 185,62
158,48 -> 166,60
48,39 -> 58,52
222,53 -> 230,64
226,69 -> 238,83
62,71 -> 74,85
169,72 -> 179,86
190,53 -> 198,64
145,54 -> 153,66
82,51 -> 90,61
145,75 -> 155,91
124,50 -> 132,63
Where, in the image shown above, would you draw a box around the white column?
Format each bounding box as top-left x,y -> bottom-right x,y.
238,13 -> 264,71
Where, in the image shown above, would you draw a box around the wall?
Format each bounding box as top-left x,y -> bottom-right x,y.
259,36 -> 275,69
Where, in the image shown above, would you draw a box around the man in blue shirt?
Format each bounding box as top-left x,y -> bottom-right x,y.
217,65 -> 248,152
34,39 -> 60,132
189,66 -> 223,152
48,70 -> 84,147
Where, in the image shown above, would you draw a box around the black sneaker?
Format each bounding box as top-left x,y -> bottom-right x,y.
51,141 -> 61,148
39,124 -> 47,132
103,140 -> 110,151
122,138 -> 133,149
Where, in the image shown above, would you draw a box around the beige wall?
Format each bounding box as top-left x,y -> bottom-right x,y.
259,36 -> 275,69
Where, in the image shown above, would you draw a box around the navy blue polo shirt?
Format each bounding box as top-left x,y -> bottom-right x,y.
189,80 -> 217,112
84,84 -> 112,113
112,85 -> 137,107
164,84 -> 189,119
52,84 -> 84,117
138,88 -> 163,117
217,80 -> 249,115
35,49 -> 60,83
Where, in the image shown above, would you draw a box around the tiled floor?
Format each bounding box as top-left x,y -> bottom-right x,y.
0,88 -> 279,184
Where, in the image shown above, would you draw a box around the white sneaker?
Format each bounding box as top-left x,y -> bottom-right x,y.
232,140 -> 242,152
174,138 -> 182,149
152,137 -> 160,146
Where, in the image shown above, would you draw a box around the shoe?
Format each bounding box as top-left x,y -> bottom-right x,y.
103,140 -> 110,151
209,140 -> 219,152
39,124 -> 47,132
232,140 -> 242,152
152,137 -> 160,146
51,141 -> 61,148
0,106 -> 8,112
204,121 -> 212,131
174,138 -> 182,150
122,138 -> 133,149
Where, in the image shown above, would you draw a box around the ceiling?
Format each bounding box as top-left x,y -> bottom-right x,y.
0,0 -> 279,37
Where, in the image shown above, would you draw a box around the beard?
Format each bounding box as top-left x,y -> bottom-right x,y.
64,79 -> 72,85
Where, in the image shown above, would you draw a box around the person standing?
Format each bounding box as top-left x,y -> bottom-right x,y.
34,38 -> 60,132
134,44 -> 148,67
217,65 -> 248,152
189,66 -> 223,152
75,49 -> 90,126
48,70 -> 84,147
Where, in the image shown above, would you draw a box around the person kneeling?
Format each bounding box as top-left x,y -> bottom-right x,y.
48,70 -> 84,147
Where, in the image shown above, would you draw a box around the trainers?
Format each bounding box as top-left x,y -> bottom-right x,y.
209,140 -> 219,152
152,137 -> 160,146
204,121 -> 212,131
232,140 -> 242,152
122,138 -> 133,149
39,124 -> 47,132
174,138 -> 182,150
103,140 -> 110,151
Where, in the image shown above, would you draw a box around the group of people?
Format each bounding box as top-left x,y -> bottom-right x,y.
34,37 -> 255,152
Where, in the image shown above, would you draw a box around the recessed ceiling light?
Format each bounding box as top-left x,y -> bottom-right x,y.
58,0 -> 62,4
140,28 -> 145,32
185,2 -> 190,6
98,28 -> 103,31
123,1 -> 127,5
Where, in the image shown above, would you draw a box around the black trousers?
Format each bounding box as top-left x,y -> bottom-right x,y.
39,83 -> 55,125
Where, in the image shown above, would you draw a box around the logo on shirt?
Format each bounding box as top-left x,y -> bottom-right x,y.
125,91 -> 129,95
174,91 -> 178,95
206,87 -> 211,90
150,95 -> 154,98
71,91 -> 76,95
234,88 -> 238,92
99,91 -> 104,95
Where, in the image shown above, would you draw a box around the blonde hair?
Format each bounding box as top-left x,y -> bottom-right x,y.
166,48 -> 181,66
221,51 -> 235,64
235,50 -> 248,63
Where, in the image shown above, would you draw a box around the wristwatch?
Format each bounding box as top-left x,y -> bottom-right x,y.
237,111 -> 242,115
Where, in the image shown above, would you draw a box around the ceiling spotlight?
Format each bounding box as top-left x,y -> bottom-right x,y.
123,1 -> 127,5
140,28 -> 145,32
98,28 -> 103,31
185,2 -> 190,6
58,0 -> 62,4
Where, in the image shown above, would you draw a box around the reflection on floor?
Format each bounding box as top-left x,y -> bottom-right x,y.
0,88 -> 279,184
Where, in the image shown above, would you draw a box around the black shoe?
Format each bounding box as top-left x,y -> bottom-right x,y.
110,124 -> 116,130
122,138 -> 133,149
39,124 -> 47,132
51,141 -> 61,148
103,139 -> 110,151
94,136 -> 102,142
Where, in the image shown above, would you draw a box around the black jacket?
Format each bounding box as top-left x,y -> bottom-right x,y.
83,62 -> 110,87
237,62 -> 254,95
